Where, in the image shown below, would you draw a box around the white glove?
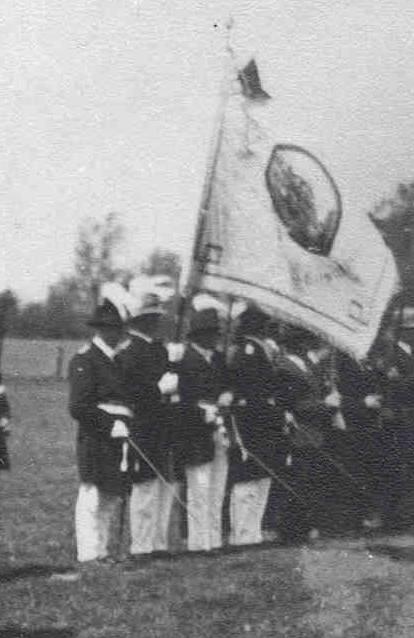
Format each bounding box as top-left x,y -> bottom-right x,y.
218,391 -> 234,408
364,394 -> 382,410
166,342 -> 185,363
110,420 -> 129,438
324,390 -> 342,409
158,372 -> 179,395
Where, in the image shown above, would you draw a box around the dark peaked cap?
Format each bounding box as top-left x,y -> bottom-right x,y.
279,324 -> 320,351
237,306 -> 269,336
238,59 -> 271,101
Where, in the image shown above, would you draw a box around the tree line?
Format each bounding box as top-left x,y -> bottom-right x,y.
1,178 -> 414,342
0,213 -> 181,340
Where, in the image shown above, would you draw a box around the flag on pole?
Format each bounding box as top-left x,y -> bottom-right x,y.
186,59 -> 399,359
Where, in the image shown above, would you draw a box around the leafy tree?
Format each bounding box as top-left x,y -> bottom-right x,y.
141,248 -> 181,282
44,277 -> 88,339
370,182 -> 414,303
15,303 -> 49,338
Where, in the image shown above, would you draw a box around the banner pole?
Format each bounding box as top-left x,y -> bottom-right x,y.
178,21 -> 236,341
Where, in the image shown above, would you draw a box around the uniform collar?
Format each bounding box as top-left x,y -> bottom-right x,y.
307,350 -> 320,366
398,340 -> 412,356
287,353 -> 308,373
191,342 -> 214,364
92,335 -> 117,361
128,328 -> 153,344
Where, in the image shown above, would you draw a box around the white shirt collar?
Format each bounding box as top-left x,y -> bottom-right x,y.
398,340 -> 412,356
92,335 -> 117,361
287,354 -> 308,373
191,342 -> 214,364
307,351 -> 319,365
128,329 -> 153,344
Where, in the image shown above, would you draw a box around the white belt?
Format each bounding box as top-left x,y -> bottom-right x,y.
97,403 -> 133,418
237,398 -> 275,407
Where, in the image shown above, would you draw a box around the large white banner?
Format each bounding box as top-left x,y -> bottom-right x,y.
190,88 -> 398,359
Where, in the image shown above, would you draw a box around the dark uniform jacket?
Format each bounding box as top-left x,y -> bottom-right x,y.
177,344 -> 229,468
0,379 -> 11,471
336,353 -> 389,508
118,332 -> 169,482
68,339 -> 133,495
382,343 -> 414,525
275,352 -> 344,533
384,343 -> 414,418
337,354 -> 384,433
279,353 -> 334,449
230,336 -> 290,483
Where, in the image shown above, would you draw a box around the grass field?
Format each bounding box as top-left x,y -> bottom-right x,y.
2,359 -> 414,636
2,339 -> 82,379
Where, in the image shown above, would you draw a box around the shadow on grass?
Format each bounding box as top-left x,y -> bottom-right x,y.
0,564 -> 75,584
0,628 -> 75,638
367,544 -> 414,563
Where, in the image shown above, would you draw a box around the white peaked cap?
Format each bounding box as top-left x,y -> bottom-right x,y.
192,293 -> 227,315
127,276 -> 165,318
100,282 -> 135,322
192,293 -> 247,320
129,276 -> 155,301
129,275 -> 174,304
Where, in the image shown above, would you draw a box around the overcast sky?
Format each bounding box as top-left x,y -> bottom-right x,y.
1,0 -> 413,300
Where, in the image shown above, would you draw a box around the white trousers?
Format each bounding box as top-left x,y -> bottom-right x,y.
75,483 -> 119,563
229,477 -> 272,546
129,477 -> 178,555
186,443 -> 229,552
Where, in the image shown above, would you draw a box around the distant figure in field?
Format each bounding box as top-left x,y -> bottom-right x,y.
0,374 -> 11,472
68,291 -> 133,564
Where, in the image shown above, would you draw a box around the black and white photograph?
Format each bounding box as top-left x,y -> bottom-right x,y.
1,1 -> 414,636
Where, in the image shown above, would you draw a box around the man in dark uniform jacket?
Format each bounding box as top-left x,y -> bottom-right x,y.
178,307 -> 231,552
0,375 -> 11,472
335,349 -> 390,531
371,336 -> 414,529
69,293 -> 133,563
228,306 -> 289,546
277,326 -> 340,540
119,293 -> 178,557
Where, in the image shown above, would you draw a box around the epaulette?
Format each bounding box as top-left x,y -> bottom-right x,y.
77,343 -> 91,355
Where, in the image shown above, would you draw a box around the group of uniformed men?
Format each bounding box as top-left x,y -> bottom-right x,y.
67,286 -> 414,565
